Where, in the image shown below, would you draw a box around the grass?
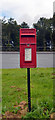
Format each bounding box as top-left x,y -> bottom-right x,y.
2,68 -> 54,118
0,69 -> 2,114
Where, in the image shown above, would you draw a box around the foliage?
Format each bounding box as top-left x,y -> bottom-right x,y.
2,17 -> 21,50
52,13 -> 55,50
2,68 -> 53,118
33,17 -> 53,51
53,12 -> 55,28
1,16 -> 55,51
21,22 -> 29,28
23,101 -> 54,119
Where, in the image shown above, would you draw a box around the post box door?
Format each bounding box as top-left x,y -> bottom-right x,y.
20,44 -> 36,68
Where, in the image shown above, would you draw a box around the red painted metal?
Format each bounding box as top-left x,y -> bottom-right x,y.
20,28 -> 37,68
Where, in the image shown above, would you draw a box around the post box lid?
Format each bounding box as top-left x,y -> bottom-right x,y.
20,28 -> 36,44
20,28 -> 36,34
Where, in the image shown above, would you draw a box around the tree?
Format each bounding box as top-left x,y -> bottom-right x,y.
2,17 -> 21,51
2,17 -> 8,47
33,17 -> 53,51
52,13 -> 55,50
21,22 -> 29,28
2,16 -> 53,51
53,13 -> 55,29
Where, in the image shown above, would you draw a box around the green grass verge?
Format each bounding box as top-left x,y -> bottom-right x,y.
2,68 -> 54,118
0,69 -> 2,114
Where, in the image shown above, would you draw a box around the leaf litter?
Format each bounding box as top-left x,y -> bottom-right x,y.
2,101 -> 28,119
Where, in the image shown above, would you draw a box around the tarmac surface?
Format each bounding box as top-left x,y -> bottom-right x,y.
0,52 -> 54,69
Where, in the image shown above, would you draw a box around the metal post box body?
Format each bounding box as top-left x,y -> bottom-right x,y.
20,28 -> 36,68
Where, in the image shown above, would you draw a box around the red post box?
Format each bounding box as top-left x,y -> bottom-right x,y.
20,28 -> 36,68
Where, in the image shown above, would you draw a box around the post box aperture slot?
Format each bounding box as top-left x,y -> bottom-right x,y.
21,35 -> 35,37
21,35 -> 35,44
25,48 -> 32,62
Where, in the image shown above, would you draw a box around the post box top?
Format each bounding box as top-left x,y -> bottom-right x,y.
20,28 -> 36,36
20,28 -> 36,44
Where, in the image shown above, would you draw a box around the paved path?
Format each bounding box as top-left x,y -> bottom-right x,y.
0,52 -> 54,69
